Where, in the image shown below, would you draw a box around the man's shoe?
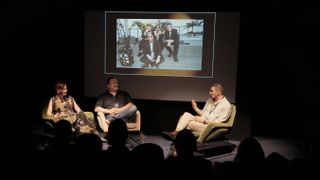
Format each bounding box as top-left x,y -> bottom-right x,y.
168,53 -> 173,57
98,132 -> 107,142
100,136 -> 107,142
161,131 -> 177,142
174,57 -> 178,62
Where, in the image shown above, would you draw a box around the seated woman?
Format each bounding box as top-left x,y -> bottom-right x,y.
46,81 -> 97,136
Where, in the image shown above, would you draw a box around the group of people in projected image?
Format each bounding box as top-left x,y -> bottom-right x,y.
137,23 -> 180,68
117,22 -> 180,69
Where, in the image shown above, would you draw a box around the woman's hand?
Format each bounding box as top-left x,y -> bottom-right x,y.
53,113 -> 61,118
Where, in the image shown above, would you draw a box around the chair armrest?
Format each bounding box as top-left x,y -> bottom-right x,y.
197,122 -> 231,143
42,115 -> 58,123
42,115 -> 53,120
206,122 -> 232,129
127,110 -> 141,131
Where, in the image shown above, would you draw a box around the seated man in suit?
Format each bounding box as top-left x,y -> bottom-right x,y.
140,32 -> 164,68
164,23 -> 180,62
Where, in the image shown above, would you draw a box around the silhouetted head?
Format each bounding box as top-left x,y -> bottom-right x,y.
132,143 -> 165,162
54,119 -> 72,141
175,129 -> 197,157
234,137 -> 265,164
107,119 -> 128,146
265,152 -> 289,166
76,133 -> 102,152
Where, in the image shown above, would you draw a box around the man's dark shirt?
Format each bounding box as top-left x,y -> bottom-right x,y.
95,90 -> 133,109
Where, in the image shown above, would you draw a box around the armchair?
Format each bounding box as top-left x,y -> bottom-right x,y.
96,110 -> 141,132
193,104 -> 236,143
193,104 -> 237,157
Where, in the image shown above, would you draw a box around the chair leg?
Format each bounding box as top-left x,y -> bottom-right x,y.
97,112 -> 109,132
126,123 -> 137,129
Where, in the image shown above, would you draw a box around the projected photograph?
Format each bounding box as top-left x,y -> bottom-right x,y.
116,19 -> 203,70
105,12 -> 215,77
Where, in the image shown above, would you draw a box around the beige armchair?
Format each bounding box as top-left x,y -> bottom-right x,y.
96,111 -> 141,132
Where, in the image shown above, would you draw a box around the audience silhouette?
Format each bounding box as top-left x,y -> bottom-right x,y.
234,137 -> 265,164
33,121 -> 315,179
131,143 -> 165,179
165,129 -> 213,178
102,119 -> 131,178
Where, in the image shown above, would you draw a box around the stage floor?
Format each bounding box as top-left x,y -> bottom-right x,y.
105,134 -> 306,163
32,124 -> 306,164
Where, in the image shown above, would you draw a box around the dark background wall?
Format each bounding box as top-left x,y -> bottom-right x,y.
8,1 -> 319,142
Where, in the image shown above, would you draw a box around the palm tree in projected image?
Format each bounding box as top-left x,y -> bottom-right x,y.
130,21 -> 146,31
185,20 -> 204,36
129,21 -> 146,40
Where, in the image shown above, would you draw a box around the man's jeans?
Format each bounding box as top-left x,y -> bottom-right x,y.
106,105 -> 137,122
